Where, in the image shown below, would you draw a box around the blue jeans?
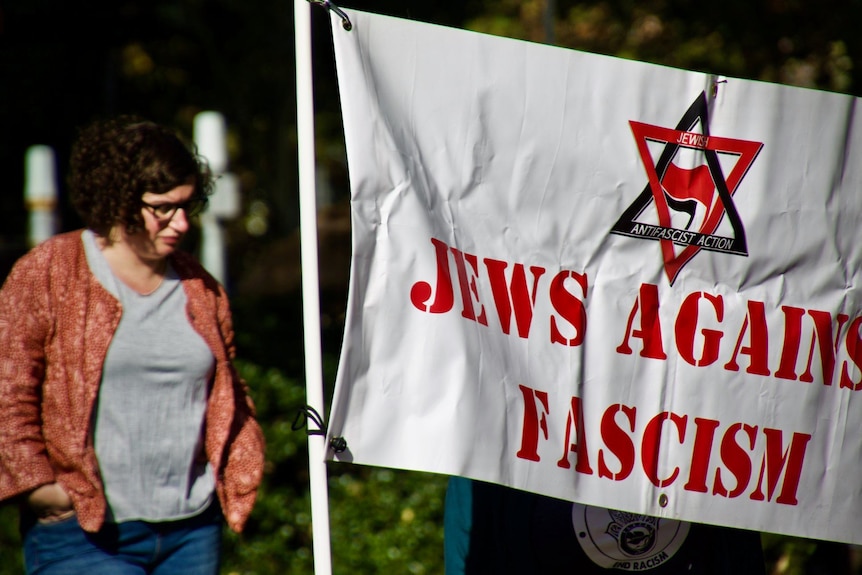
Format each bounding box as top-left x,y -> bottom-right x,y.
21,500 -> 223,575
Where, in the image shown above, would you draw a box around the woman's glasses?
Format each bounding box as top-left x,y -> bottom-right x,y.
142,197 -> 208,221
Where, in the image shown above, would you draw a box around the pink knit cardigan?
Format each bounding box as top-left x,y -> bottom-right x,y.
0,231 -> 265,533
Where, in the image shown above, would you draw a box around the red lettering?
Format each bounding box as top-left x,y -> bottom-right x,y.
616,283 -> 667,359
800,310 -> 848,386
512,389 -> 812,510
484,259 -> 545,338
750,428 -> 811,505
774,306 -> 806,380
675,292 -> 724,366
549,270 -> 588,346
516,385 -> 550,462
724,300 -> 770,375
684,417 -> 721,493
641,412 -> 687,488
840,317 -> 862,390
556,396 -> 593,474
450,247 -> 488,325
598,404 -> 636,481
713,423 -> 757,498
410,237 -> 454,313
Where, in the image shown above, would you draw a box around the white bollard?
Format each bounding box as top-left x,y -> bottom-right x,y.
194,111 -> 228,174
24,145 -> 59,247
194,112 -> 240,286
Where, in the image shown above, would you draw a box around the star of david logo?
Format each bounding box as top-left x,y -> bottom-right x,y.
610,92 -> 763,285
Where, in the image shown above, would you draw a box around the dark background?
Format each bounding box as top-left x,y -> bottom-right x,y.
1,2 -> 861,572
2,0 -> 859,271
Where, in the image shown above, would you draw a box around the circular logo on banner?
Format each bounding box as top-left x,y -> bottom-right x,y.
571,504 -> 690,571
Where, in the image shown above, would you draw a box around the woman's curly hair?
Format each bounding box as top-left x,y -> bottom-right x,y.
68,116 -> 213,237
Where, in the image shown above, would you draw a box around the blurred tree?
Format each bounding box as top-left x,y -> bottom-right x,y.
464,0 -> 860,96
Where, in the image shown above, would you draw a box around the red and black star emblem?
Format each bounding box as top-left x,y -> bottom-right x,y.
611,92 -> 763,285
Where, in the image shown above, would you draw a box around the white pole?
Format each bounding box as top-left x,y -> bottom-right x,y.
194,111 -> 228,174
194,111 -> 240,286
24,145 -> 58,247
294,1 -> 333,574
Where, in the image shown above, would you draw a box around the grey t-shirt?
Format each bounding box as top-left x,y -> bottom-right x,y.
83,230 -> 216,523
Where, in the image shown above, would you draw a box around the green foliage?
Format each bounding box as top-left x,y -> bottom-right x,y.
465,0 -> 861,96
327,466 -> 446,575
0,505 -> 22,574
761,532 -> 818,575
222,360 -> 447,575
221,360 -> 315,575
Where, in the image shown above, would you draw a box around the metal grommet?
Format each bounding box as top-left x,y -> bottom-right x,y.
330,436 -> 348,453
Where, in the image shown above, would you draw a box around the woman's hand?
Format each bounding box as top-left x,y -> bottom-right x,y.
27,483 -> 75,523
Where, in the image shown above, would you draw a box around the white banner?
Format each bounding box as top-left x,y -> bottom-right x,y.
326,9 -> 862,544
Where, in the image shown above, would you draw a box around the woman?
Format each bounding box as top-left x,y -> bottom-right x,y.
0,117 -> 265,574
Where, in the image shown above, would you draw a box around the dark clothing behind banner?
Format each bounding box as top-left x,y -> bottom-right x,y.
444,477 -> 766,575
